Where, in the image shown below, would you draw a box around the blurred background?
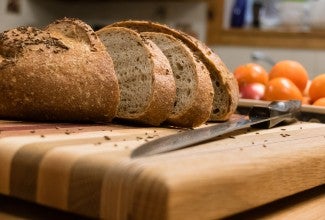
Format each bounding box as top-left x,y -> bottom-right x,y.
1,0 -> 325,78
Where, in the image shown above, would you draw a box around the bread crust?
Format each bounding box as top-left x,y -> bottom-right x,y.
0,19 -> 119,122
110,20 -> 239,121
96,27 -> 176,126
142,32 -> 214,127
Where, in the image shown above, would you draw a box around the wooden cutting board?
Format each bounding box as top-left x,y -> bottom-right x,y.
0,119 -> 324,220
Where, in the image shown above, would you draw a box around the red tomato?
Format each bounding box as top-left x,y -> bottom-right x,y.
264,77 -> 303,101
234,63 -> 268,86
269,60 -> 309,92
309,74 -> 325,102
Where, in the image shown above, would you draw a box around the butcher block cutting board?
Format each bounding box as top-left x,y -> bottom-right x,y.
0,119 -> 324,220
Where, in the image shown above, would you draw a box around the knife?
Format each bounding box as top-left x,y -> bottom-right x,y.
131,100 -> 302,158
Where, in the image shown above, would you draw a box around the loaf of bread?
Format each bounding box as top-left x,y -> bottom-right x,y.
0,18 -> 119,122
141,32 -> 214,127
0,18 -> 238,127
109,20 -> 239,121
96,26 -> 176,126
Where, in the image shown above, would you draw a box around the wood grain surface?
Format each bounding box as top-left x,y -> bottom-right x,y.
0,120 -> 324,219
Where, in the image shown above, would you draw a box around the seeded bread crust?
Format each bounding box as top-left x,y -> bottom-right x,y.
96,26 -> 176,126
142,32 -> 214,127
0,18 -> 119,122
110,20 -> 239,121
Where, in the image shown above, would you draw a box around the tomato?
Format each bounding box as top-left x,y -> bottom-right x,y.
264,77 -> 303,101
234,63 -> 268,86
313,97 -> 325,107
269,60 -> 309,92
309,74 -> 325,102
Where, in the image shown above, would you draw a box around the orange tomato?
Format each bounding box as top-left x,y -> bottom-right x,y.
309,74 -> 325,102
313,97 -> 325,107
234,63 -> 268,86
269,60 -> 309,92
264,77 -> 303,101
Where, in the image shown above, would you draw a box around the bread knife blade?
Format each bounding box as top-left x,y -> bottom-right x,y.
131,100 -> 301,158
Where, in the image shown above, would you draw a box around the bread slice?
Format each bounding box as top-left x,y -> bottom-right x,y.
110,20 -> 239,121
141,32 -> 214,127
96,26 -> 176,126
0,18 -> 119,122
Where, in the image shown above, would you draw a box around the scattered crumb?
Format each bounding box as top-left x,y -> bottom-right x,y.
280,133 -> 290,137
136,136 -> 143,140
263,144 -> 267,148
65,131 -> 71,135
40,134 -> 45,138
30,130 -> 36,133
114,144 -> 118,147
78,128 -> 83,131
147,135 -> 154,139
255,132 -> 260,134
104,136 -> 111,140
252,141 -> 255,144
281,128 -> 286,131
55,126 -> 60,130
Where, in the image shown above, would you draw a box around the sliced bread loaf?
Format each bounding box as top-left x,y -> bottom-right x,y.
0,18 -> 119,122
96,26 -> 176,126
141,32 -> 214,127
110,20 -> 239,121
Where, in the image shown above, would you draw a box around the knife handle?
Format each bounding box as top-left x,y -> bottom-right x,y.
249,100 -> 302,128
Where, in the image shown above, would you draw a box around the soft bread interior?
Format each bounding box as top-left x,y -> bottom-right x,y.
97,27 -> 154,118
141,32 -> 196,117
109,20 -> 239,121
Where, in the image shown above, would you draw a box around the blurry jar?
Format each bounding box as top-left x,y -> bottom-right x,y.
277,0 -> 311,31
259,0 -> 280,30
